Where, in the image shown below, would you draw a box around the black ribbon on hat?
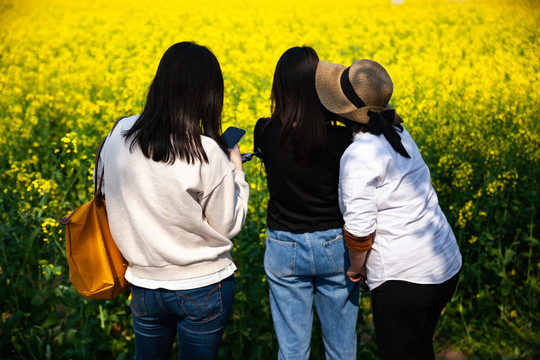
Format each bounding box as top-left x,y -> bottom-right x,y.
367,110 -> 411,158
340,66 -> 410,159
340,67 -> 366,109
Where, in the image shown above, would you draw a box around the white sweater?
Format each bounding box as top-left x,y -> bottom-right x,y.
339,127 -> 462,290
96,115 -> 249,283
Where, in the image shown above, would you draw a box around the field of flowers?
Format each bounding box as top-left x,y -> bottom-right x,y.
0,0 -> 538,358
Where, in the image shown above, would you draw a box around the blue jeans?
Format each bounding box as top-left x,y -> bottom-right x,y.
265,228 -> 360,360
130,275 -> 235,360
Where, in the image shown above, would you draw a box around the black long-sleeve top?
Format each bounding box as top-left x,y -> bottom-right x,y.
254,117 -> 352,233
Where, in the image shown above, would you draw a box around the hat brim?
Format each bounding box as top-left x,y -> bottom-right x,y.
341,104 -> 403,124
316,61 -> 357,115
315,60 -> 403,125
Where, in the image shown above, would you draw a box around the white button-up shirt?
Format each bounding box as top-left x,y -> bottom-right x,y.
339,127 -> 462,290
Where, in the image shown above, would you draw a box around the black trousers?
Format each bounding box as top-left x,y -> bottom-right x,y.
370,271 -> 460,360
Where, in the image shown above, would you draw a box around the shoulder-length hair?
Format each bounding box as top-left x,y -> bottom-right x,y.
269,46 -> 331,165
123,41 -> 226,164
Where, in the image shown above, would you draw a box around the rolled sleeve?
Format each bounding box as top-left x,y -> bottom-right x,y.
343,228 -> 374,252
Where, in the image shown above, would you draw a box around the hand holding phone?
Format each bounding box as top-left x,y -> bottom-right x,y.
222,127 -> 246,149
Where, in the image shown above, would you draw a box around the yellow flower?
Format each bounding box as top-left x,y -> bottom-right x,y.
510,310 -> 517,319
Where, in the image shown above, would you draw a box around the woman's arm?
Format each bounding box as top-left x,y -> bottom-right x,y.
200,146 -> 250,239
344,229 -> 373,282
347,250 -> 368,282
339,140 -> 384,282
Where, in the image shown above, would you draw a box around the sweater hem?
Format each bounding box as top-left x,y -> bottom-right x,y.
127,256 -> 233,281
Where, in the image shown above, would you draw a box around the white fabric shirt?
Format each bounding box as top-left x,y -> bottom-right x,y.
124,263 -> 237,290
95,115 -> 249,289
339,127 -> 461,290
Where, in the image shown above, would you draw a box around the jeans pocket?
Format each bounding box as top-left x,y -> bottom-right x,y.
265,237 -> 296,278
130,286 -> 148,317
322,234 -> 347,273
176,283 -> 223,323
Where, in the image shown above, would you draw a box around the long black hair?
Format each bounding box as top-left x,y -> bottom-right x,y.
123,41 -> 227,164
269,46 -> 332,165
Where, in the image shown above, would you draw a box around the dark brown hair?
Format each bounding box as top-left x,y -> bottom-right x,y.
269,46 -> 332,165
123,41 -> 227,164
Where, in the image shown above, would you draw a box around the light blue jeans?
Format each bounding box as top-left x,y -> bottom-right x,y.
265,228 -> 360,360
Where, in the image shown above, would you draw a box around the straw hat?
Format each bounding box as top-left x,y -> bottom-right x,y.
315,59 -> 403,124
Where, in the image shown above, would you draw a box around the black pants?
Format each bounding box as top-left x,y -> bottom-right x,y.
370,271 -> 460,360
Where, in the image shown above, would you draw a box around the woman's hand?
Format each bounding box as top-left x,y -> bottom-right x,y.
347,250 -> 368,282
347,265 -> 366,283
228,145 -> 243,172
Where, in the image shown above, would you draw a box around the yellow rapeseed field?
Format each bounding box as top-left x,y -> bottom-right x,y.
0,0 -> 538,358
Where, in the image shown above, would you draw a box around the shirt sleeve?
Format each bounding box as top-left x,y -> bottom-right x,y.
339,143 -> 382,237
200,160 -> 250,240
253,118 -> 267,159
343,228 -> 374,252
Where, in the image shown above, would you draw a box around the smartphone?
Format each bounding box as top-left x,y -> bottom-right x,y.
222,126 -> 246,149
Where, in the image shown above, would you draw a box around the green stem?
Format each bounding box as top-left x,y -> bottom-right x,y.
99,304 -> 105,329
459,297 -> 471,342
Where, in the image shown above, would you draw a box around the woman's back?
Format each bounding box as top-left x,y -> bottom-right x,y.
100,114 -> 248,280
255,118 -> 350,232
339,127 -> 461,289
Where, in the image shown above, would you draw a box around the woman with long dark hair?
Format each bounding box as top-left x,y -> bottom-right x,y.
253,46 -> 359,360
95,41 -> 249,359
